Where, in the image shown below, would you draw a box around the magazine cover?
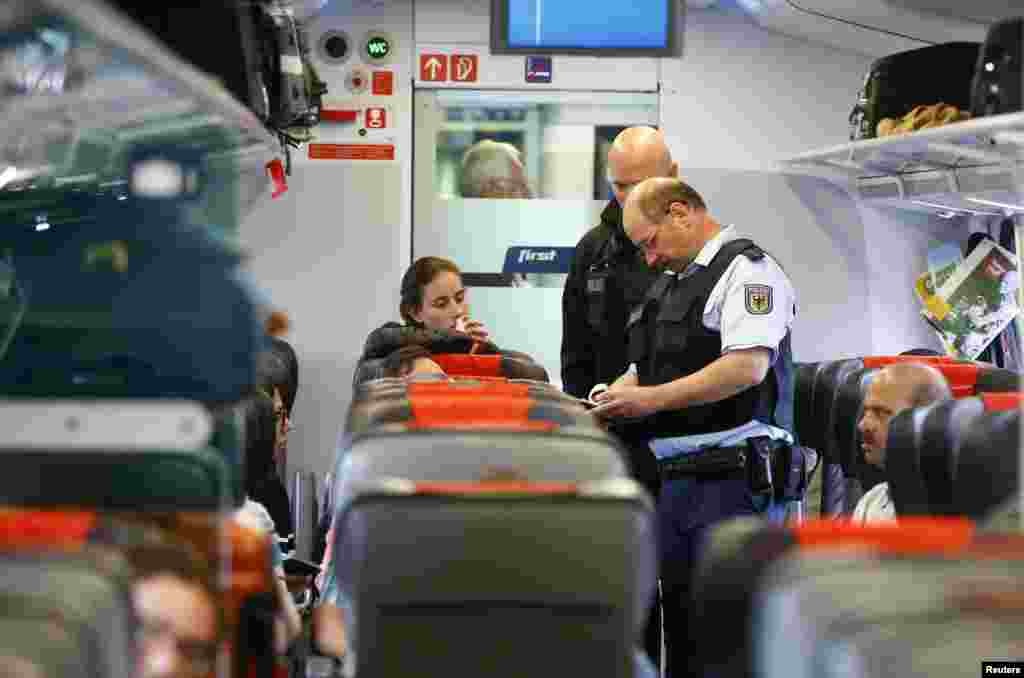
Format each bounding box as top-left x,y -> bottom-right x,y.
929,239 -> 1021,360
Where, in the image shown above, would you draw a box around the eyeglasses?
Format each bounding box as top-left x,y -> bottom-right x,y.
633,222 -> 660,255
138,619 -> 219,675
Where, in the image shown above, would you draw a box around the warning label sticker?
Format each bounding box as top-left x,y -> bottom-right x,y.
308,143 -> 396,161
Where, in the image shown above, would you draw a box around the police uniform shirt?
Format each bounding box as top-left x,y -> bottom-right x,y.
648,225 -> 797,457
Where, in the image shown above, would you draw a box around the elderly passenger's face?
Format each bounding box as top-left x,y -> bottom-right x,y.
857,376 -> 916,468
410,271 -> 468,331
135,575 -> 218,678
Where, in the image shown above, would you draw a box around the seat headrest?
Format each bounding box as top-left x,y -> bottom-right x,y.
932,363 -> 979,397
817,359 -> 864,464
885,407 -> 930,516
793,361 -> 821,448
334,428 -> 632,512
862,355 -> 959,368
431,353 -> 549,381
345,380 -> 588,435
980,391 -> 1024,411
954,409 -> 1019,519
975,366 -> 1023,394
831,367 -> 876,476
793,516 -> 976,555
919,398 -> 985,516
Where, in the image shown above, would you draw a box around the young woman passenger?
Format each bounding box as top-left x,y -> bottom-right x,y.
363,256 -> 492,349
236,391 -> 303,655
398,256 -> 490,339
254,344 -> 298,555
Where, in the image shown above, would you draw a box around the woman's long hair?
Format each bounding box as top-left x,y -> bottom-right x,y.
399,256 -> 461,325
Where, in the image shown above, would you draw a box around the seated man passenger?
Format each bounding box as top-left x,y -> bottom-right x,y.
852,362 -> 952,524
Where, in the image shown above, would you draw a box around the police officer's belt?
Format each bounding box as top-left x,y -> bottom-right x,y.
657,439 -> 787,480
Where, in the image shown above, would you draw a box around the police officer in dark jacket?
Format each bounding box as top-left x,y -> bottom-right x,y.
594,178 -> 797,678
562,127 -> 676,673
561,127 -> 675,402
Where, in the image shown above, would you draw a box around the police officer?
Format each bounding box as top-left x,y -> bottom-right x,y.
593,177 -> 797,678
561,126 -> 676,404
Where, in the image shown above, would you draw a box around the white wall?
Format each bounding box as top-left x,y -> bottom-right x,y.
238,0 -> 414,540
661,7 -> 872,169
860,206 -> 965,355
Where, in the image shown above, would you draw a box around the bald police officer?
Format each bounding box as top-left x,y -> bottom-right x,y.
593,177 -> 797,678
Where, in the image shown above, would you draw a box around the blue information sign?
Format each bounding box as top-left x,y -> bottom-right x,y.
503,246 -> 575,274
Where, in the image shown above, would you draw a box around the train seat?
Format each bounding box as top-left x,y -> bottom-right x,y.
331,425 -> 653,678
0,548 -> 136,678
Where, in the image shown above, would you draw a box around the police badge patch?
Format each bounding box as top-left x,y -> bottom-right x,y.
744,284 -> 773,315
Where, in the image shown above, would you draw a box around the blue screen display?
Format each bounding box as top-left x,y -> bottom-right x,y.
506,0 -> 670,50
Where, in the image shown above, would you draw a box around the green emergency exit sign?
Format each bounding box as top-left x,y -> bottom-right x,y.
366,36 -> 391,60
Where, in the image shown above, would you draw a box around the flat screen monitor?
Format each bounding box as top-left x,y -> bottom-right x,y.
491,0 -> 680,56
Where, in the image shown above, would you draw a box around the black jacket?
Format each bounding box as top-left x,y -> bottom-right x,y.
560,201 -> 659,398
355,322 -> 549,385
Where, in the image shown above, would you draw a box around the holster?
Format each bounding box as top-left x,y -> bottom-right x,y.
771,444 -> 820,503
746,436 -> 775,496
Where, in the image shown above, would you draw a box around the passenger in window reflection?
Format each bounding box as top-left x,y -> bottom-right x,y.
561,126 -> 676,673
459,139 -> 533,199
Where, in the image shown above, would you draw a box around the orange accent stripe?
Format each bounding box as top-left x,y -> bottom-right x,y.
862,356 -> 960,368
413,481 -> 577,496
795,517 -> 975,555
934,363 -> 979,390
980,391 -> 1024,411
432,353 -> 503,377
0,509 -> 96,545
408,381 -> 530,397
408,383 -> 538,428
406,421 -> 557,432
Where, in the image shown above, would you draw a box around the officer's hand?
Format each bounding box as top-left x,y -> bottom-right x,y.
590,385 -> 663,419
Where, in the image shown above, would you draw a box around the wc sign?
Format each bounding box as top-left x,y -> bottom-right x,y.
502,246 -> 575,274
365,107 -> 387,129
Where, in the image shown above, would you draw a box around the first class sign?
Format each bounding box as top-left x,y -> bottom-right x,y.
502,246 -> 575,274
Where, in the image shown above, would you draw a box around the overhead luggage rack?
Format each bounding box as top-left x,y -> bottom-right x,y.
780,111 -> 1024,215
0,0 -> 282,220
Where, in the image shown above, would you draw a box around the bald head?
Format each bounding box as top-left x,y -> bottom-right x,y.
880,363 -> 952,404
606,126 -> 677,206
859,362 -> 952,468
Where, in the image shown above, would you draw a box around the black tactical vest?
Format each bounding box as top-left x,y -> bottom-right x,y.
625,238 -> 795,440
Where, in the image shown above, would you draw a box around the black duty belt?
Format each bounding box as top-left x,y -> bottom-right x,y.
657,438 -> 787,481
658,444 -> 748,478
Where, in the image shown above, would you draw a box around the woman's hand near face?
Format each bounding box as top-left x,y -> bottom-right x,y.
461,318 -> 491,343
